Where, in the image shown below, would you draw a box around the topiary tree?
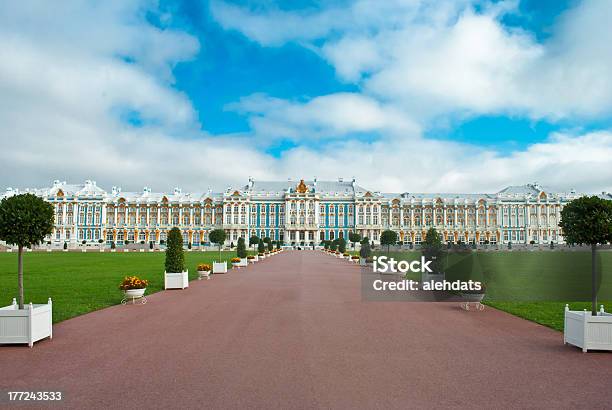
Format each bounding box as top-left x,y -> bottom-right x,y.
338,237 -> 347,253
267,240 -> 273,252
64,242 -> 68,250
237,237 -> 247,258
559,196 -> 612,315
258,240 -> 265,254
209,229 -> 226,261
380,230 -> 397,255
249,235 -> 259,250
349,232 -> 361,249
422,227 -> 444,274
0,193 -> 54,309
165,227 -> 184,273
330,239 -> 338,252
359,237 -> 371,259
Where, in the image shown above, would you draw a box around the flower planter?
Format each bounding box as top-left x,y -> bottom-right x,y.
0,298 -> 52,347
232,262 -> 240,269
213,262 -> 227,274
248,256 -> 258,263
124,288 -> 146,298
239,258 -> 248,267
198,270 -> 211,280
110,249 -> 116,252
99,248 -> 105,252
139,249 -> 144,252
564,306 -> 612,352
164,271 -> 189,290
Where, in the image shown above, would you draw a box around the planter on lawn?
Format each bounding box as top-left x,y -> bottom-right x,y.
0,298 -> 52,347
124,288 -> 146,298
248,255 -> 257,263
239,258 -> 249,267
213,262 -> 228,274
164,270 -> 189,290
564,305 -> 612,352
198,270 -> 211,280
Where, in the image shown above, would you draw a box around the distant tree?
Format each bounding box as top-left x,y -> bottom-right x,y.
0,194 -> 54,309
508,241 -> 512,250
230,242 -> 234,249
338,237 -> 347,253
237,237 -> 247,258
330,239 -> 338,252
267,240 -> 273,252
149,241 -> 154,250
322,240 -> 329,249
560,196 -> 612,315
165,227 -> 184,273
249,235 -> 259,250
263,237 -> 271,246
64,242 -> 69,250
359,237 -> 371,259
110,241 -> 115,250
380,230 -> 397,255
348,232 -> 361,249
258,240 -> 265,254
98,239 -> 104,244
550,240 -> 554,250
209,229 -> 226,261
188,242 -> 192,250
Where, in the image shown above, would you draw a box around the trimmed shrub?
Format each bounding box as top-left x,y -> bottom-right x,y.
165,227 -> 185,273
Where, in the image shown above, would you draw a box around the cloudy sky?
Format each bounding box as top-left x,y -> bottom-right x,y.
1,0 -> 611,194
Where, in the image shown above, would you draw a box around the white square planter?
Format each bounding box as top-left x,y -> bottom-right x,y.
250,255 -> 258,263
46,249 -> 52,252
0,298 -> 52,347
139,249 -> 144,253
164,271 -> 189,290
81,249 -> 87,253
239,258 -> 248,267
99,249 -> 105,252
564,305 -> 612,352
213,262 -> 227,274
123,249 -> 130,253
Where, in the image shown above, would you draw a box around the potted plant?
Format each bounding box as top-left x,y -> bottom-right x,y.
164,227 -> 188,290
460,283 -> 486,311
560,196 -> 612,352
359,237 -> 371,265
258,240 -> 266,259
231,257 -> 241,268
236,237 -> 248,266
63,241 -> 68,252
247,255 -> 256,263
110,241 -> 116,252
119,275 -> 149,299
0,193 -> 54,347
209,228 -> 227,270
197,263 -> 212,280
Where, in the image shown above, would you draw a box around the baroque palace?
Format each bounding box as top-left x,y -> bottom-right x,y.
3,178 -> 610,248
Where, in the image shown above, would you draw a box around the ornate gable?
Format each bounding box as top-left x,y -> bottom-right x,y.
296,179 -> 308,194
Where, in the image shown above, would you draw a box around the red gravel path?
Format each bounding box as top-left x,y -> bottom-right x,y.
1,250 -> 610,409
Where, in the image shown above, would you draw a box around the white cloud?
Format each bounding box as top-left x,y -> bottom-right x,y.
229,93 -> 420,140
212,0 -> 612,121
1,0 -> 611,196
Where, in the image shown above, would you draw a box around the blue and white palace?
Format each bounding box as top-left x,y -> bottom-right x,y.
3,178 -> 611,247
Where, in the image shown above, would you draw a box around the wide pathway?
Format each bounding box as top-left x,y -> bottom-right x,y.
1,250 -> 611,409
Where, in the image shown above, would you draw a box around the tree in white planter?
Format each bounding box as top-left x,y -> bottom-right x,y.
165,227 -> 184,273
559,196 -> 612,316
164,227 -> 188,289
0,193 -> 54,309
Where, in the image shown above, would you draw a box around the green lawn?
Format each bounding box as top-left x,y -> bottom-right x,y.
370,250 -> 612,331
0,251 -> 248,323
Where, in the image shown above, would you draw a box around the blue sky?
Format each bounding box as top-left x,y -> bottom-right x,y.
1,0 -> 612,193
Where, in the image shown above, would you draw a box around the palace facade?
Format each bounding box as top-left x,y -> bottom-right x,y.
3,178 -> 610,247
